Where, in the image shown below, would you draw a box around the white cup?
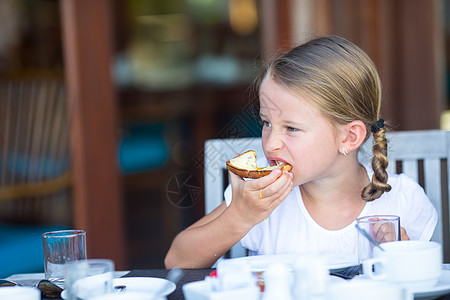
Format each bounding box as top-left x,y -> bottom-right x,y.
362,240 -> 442,290
65,259 -> 115,300
293,254 -> 329,299
327,277 -> 412,300
216,258 -> 255,291
0,286 -> 40,300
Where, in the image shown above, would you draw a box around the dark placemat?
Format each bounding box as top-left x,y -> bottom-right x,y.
123,269 -> 213,300
329,265 -> 360,279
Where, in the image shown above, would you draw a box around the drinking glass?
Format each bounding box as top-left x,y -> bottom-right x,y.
65,259 -> 115,300
356,215 -> 400,263
42,229 -> 87,286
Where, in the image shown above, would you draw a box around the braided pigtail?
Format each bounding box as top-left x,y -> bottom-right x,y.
361,120 -> 392,201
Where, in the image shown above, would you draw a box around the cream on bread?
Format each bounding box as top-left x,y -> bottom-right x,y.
226,150 -> 292,179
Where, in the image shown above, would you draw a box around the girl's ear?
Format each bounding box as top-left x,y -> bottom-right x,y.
340,120 -> 367,153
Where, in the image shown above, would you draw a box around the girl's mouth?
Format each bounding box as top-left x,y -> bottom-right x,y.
269,159 -> 288,167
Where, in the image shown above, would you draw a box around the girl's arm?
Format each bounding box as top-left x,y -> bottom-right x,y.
164,202 -> 248,269
164,170 -> 293,269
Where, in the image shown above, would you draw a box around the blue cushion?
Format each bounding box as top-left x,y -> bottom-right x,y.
0,224 -> 69,277
118,124 -> 169,173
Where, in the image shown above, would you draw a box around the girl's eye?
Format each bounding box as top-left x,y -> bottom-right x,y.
262,121 -> 271,127
287,127 -> 298,132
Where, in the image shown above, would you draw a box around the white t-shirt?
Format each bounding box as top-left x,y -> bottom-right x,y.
224,162 -> 437,259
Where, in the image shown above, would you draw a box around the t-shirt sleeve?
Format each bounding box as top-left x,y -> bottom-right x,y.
240,224 -> 261,253
224,184 -> 232,207
398,175 -> 438,241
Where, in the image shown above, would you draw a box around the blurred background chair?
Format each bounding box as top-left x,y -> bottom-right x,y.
205,130 -> 450,261
0,79 -> 71,277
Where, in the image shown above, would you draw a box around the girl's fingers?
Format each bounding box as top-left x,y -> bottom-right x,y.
260,171 -> 293,198
229,169 -> 293,220
373,222 -> 397,243
269,181 -> 294,208
251,169 -> 283,191
228,171 -> 245,186
229,169 -> 286,193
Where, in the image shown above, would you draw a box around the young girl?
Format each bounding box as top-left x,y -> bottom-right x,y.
164,35 -> 437,269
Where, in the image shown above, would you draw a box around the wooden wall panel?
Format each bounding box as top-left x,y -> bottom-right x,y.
395,0 -> 442,130
311,0 -> 443,130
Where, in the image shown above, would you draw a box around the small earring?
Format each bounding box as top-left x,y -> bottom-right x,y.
341,147 -> 349,156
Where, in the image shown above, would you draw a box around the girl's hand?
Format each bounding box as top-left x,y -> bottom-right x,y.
227,169 -> 293,229
372,221 -> 397,243
371,221 -> 409,243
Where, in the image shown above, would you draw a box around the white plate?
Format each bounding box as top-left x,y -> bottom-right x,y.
113,277 -> 176,296
61,277 -> 176,299
413,270 -> 450,300
229,253 -> 358,272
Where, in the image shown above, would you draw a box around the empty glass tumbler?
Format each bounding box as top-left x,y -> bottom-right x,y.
42,229 -> 87,286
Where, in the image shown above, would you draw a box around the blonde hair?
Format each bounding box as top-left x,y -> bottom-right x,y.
258,35 -> 391,201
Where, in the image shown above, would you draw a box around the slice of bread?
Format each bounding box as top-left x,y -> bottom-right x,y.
226,150 -> 292,178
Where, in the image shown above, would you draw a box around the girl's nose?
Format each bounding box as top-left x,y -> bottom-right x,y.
264,131 -> 283,152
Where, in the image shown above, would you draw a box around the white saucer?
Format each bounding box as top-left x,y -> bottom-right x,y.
61,277 -> 176,299
229,253 -> 357,272
413,270 -> 450,300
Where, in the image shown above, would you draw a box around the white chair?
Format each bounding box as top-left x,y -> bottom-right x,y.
204,137 -> 262,258
204,130 -> 450,261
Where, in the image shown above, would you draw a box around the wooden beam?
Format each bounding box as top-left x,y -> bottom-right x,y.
314,0 -> 333,36
260,0 -> 279,61
60,0 -> 126,268
260,0 -> 293,61
276,0 -> 293,53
